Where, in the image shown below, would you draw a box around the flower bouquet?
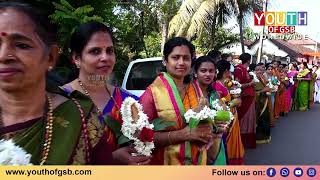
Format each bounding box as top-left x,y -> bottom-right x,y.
119,97 -> 155,156
0,139 -> 32,165
104,97 -> 175,156
224,79 -> 242,98
210,99 -> 234,125
267,77 -> 280,93
184,97 -> 217,129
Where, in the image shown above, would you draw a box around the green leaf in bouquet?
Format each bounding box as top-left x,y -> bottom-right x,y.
151,118 -> 176,131
118,135 -> 131,145
103,115 -> 122,138
189,118 -> 200,129
215,110 -> 230,122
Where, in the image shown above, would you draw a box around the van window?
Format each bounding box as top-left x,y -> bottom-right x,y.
126,61 -> 163,90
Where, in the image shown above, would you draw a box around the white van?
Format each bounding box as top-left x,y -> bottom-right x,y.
121,57 -> 163,97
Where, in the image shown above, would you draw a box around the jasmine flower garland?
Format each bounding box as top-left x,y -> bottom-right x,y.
120,97 -> 155,156
0,139 -> 32,165
184,106 -> 217,124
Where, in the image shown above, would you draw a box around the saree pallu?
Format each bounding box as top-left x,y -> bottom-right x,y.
212,81 -> 244,165
254,81 -> 271,144
103,88 -> 139,151
286,71 -> 298,111
275,84 -> 289,115
294,70 -> 311,111
234,65 -> 256,149
0,94 -> 113,165
62,85 -> 138,152
296,81 -> 310,111
144,73 -> 206,165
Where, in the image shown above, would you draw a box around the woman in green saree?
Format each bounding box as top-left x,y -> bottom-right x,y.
0,2 -> 147,165
193,57 -> 229,165
294,62 -> 311,111
253,64 -> 272,144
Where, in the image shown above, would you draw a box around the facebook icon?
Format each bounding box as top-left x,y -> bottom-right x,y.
267,168 -> 276,177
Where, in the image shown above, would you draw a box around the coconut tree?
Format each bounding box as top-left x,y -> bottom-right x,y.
168,0 -> 262,52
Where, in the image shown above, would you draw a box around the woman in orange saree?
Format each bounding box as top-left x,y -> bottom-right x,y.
213,60 -> 244,165
139,37 -> 214,165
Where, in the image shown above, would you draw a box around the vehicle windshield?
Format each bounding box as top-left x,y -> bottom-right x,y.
126,60 -> 163,90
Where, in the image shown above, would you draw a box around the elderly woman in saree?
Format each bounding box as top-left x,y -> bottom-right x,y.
253,64 -> 272,144
0,2 -> 147,165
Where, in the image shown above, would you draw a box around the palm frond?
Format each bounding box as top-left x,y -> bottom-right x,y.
186,0 -> 219,39
168,0 -> 204,37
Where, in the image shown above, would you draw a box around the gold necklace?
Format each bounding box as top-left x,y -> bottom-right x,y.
40,95 -> 54,165
78,78 -> 119,115
0,95 -> 54,165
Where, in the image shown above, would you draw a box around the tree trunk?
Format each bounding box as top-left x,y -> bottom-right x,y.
238,12 -> 245,53
210,14 -> 217,50
161,20 -> 169,53
140,10 -> 149,56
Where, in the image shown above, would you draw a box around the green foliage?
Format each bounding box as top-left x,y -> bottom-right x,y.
139,32 -> 162,58
244,27 -> 258,41
193,26 -> 239,54
49,0 -> 103,51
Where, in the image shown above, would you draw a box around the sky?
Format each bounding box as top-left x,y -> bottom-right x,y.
228,0 -> 320,41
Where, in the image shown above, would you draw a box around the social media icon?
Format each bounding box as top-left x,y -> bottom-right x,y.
280,168 -> 290,177
294,168 -> 303,177
266,168 -> 276,177
307,168 -> 316,177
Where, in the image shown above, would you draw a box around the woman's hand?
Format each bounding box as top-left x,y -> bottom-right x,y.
112,146 -> 151,165
184,123 -> 213,144
214,121 -> 229,133
261,87 -> 272,93
229,98 -> 241,107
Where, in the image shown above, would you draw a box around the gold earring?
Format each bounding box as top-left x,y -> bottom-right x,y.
48,66 -> 53,71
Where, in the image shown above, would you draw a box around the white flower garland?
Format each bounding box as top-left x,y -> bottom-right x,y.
0,139 -> 32,165
184,106 -> 216,124
120,97 -> 154,156
229,80 -> 242,95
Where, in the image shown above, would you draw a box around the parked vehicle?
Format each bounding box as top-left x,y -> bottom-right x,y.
122,57 -> 162,97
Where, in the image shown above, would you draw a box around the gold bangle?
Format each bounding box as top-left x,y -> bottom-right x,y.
168,131 -> 172,145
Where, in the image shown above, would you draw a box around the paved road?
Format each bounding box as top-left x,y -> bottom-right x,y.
244,104 -> 320,165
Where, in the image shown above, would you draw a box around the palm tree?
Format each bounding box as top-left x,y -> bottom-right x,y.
168,0 -> 262,52
233,0 -> 262,53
